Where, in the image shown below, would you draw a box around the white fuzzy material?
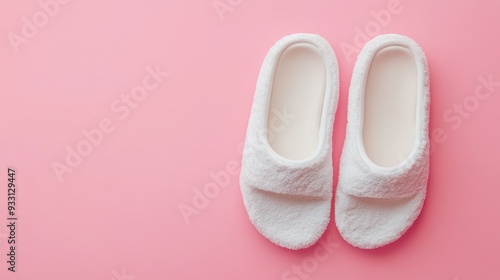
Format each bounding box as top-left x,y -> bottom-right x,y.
240,33 -> 339,250
335,34 -> 430,249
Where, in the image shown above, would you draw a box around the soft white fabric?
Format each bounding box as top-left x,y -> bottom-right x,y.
240,33 -> 339,250
335,34 -> 430,249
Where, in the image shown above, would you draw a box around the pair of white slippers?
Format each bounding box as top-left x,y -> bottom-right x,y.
240,33 -> 430,250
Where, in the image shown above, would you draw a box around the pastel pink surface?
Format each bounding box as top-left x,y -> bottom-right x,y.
0,0 -> 499,279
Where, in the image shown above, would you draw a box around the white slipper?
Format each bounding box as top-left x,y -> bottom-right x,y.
240,33 -> 339,250
335,34 -> 430,249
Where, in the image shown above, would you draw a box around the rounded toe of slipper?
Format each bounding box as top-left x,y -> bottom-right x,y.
241,183 -> 331,250
334,190 -> 425,249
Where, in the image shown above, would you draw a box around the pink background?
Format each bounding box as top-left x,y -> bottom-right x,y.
1,0 -> 499,279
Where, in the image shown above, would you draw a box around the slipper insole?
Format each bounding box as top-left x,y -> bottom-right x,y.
267,43 -> 326,160
363,46 -> 418,167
